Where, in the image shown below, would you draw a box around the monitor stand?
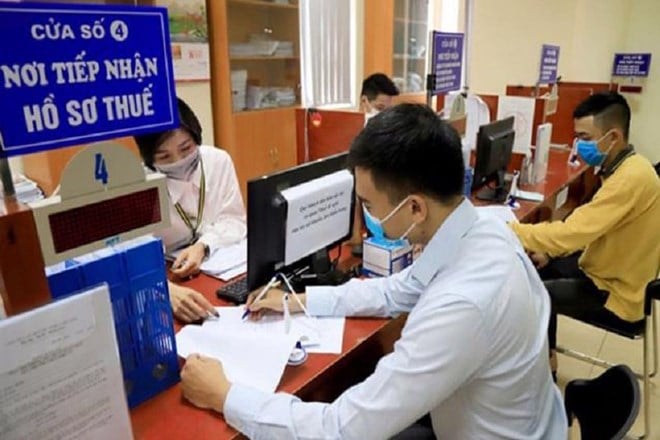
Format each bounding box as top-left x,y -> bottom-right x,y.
290,248 -> 352,291
475,170 -> 508,203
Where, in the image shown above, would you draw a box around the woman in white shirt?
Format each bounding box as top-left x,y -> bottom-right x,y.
135,98 -> 246,322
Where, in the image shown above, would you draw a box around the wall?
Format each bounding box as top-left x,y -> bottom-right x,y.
466,0 -> 660,163
468,0 -> 575,94
621,0 -> 660,163
569,0 -> 629,82
176,82 -> 215,146
467,0 -> 629,94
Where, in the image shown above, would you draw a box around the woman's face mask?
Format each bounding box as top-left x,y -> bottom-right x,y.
155,146 -> 200,181
152,129 -> 200,181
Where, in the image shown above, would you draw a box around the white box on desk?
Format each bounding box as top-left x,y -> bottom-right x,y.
362,237 -> 413,278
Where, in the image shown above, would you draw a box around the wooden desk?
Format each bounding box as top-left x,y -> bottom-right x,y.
505,149 -> 595,224
130,269 -> 406,439
130,149 -> 594,439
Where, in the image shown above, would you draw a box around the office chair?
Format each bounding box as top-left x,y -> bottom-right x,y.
565,364 -> 640,440
553,279 -> 660,439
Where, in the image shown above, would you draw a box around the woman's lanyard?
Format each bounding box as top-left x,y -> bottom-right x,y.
173,161 -> 205,245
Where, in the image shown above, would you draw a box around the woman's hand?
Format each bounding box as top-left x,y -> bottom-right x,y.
171,242 -> 206,278
169,282 -> 218,322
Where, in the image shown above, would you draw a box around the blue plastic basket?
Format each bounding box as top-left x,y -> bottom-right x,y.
46,236 -> 179,408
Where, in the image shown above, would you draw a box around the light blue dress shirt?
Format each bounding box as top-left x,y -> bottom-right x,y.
224,199 -> 567,439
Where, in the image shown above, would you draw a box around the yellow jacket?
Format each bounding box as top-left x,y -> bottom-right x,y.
511,154 -> 660,321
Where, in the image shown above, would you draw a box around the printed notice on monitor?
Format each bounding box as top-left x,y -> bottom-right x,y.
0,285 -> 133,440
281,170 -> 354,265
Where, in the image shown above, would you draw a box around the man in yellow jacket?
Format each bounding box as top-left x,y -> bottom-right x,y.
511,92 -> 660,375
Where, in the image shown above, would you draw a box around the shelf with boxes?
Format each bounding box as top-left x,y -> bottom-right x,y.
228,0 -> 300,112
209,0 -> 301,200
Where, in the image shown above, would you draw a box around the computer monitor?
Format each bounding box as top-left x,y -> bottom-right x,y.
246,152 -> 354,292
472,116 -> 515,202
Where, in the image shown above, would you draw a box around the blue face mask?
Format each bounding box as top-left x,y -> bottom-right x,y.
362,197 -> 416,244
576,132 -> 613,167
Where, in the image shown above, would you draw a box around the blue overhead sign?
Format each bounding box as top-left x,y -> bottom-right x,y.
0,2 -> 178,158
432,31 -> 464,95
613,53 -> 652,77
539,44 -> 560,84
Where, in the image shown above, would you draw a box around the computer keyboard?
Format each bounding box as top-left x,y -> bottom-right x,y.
216,276 -> 249,304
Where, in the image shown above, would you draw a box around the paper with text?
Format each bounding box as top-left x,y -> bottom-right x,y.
176,325 -> 297,393
0,285 -> 132,440
497,96 -> 535,155
202,306 -> 345,354
281,170 -> 354,265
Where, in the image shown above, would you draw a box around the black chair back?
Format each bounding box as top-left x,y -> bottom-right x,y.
565,364 -> 640,440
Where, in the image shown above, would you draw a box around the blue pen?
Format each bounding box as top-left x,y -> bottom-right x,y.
242,275 -> 279,320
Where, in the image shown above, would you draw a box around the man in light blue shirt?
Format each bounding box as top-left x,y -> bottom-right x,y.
180,104 -> 567,439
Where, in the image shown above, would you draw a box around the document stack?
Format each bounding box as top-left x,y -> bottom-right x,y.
229,40 -> 294,58
1,174 -> 44,204
247,85 -> 296,109
273,41 -> 294,57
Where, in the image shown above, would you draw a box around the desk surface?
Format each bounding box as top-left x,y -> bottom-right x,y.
130,271 -> 405,440
130,149 -> 590,439
487,148 -> 589,222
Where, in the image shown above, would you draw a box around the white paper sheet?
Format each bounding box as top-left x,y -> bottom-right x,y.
0,285 -> 133,440
168,240 -> 248,280
202,306 -> 346,354
497,96 -> 535,155
476,206 -> 519,224
176,325 -> 297,393
555,186 -> 569,210
218,263 -> 247,281
280,170 -> 354,265
514,189 -> 545,202
200,239 -> 247,275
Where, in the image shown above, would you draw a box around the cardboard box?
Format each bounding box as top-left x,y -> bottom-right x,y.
362,237 -> 413,278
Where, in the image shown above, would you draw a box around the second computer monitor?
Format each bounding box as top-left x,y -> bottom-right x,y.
246,152 -> 354,292
472,116 -> 515,202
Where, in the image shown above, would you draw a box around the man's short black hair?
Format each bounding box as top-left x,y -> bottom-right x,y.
361,73 -> 400,101
347,104 -> 464,204
134,97 -> 202,169
573,91 -> 631,139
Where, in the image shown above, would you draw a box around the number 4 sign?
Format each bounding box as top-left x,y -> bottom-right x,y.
94,153 -> 109,185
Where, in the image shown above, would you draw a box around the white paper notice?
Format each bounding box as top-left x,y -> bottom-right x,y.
497,96 -> 536,155
0,285 -> 133,440
176,325 -> 297,393
281,170 -> 354,265
171,42 -> 210,81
